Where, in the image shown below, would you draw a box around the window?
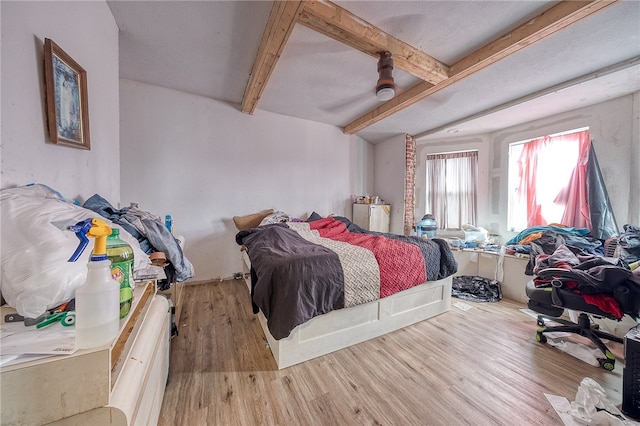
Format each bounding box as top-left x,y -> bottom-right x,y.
425,150 -> 478,229
507,128 -> 590,231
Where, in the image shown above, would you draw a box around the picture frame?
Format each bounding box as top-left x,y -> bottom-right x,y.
44,38 -> 90,150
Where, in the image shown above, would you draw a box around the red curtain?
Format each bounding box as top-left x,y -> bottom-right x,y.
556,130 -> 592,229
517,136 -> 548,226
517,130 -> 591,228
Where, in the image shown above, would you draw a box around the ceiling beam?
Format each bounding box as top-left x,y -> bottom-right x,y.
298,0 -> 449,85
414,56 -> 640,140
241,1 -> 306,114
343,0 -> 618,135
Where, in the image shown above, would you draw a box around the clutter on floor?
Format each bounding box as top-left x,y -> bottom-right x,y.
546,377 -> 639,426
452,275 -> 502,302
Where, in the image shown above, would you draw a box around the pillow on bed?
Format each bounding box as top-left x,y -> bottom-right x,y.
233,209 -> 274,230
307,211 -> 323,222
259,210 -> 292,226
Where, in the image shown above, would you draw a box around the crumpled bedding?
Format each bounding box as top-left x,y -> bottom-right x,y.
236,216 -> 458,340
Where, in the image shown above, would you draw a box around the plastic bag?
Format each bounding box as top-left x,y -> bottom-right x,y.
571,378 -> 633,425
546,337 -> 601,367
0,184 -> 150,319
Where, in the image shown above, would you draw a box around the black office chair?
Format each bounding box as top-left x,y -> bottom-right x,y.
526,266 -> 640,370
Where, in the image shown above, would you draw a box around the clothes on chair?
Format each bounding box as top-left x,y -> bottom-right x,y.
509,226 -> 606,275
531,244 -> 640,319
536,262 -> 640,292
532,244 -> 582,274
526,239 -> 640,370
526,280 -> 627,370
535,269 -> 639,319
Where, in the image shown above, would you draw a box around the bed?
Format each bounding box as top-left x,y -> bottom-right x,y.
236,215 -> 458,369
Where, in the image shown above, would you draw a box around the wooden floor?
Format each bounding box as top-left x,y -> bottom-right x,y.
158,280 -> 625,426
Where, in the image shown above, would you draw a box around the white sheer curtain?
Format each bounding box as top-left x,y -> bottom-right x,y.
426,151 -> 478,229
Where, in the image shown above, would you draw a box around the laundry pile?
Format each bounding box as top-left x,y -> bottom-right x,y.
452,275 -> 502,303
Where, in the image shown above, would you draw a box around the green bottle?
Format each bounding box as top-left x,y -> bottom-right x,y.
106,228 -> 135,318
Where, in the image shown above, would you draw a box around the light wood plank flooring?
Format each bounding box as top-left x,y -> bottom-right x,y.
158,280 -> 624,425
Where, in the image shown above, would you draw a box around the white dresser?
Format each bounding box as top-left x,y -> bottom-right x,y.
352,203 -> 391,233
1,281 -> 171,426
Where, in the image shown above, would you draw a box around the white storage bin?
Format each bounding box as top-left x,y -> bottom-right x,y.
464,230 -> 488,242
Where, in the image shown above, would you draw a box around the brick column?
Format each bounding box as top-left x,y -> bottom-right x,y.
404,134 -> 416,235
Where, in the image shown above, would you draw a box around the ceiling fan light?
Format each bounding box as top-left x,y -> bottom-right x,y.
376,51 -> 395,101
376,86 -> 395,101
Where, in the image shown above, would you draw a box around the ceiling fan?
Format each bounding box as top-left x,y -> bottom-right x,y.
376,51 -> 395,101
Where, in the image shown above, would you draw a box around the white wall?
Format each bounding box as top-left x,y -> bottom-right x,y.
1,1 -> 120,202
631,92 -> 640,224
411,93 -> 639,243
491,94 -> 638,240
119,79 -> 374,282
374,134 -> 406,235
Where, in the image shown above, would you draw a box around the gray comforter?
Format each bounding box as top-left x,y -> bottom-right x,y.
236,217 -> 457,339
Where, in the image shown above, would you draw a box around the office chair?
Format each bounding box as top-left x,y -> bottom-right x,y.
526,266 -> 640,370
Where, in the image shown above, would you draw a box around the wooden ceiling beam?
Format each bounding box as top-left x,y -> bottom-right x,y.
343,0 -> 618,135
241,1 -> 306,114
298,0 -> 449,85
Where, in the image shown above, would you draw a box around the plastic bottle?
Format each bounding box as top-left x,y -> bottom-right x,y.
417,214 -> 437,239
69,218 -> 120,349
165,215 -> 173,233
75,259 -> 120,348
107,228 -> 135,318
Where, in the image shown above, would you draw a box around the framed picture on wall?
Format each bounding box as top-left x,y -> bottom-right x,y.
44,38 -> 90,150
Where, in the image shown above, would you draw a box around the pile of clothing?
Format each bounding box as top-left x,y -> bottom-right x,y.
509,223 -> 640,319
83,194 -> 194,285
506,223 -> 640,275
531,244 -> 640,319
619,224 -> 640,264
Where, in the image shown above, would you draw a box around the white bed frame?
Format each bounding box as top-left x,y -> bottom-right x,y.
241,250 -> 452,369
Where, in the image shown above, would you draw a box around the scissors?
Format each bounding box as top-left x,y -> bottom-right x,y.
35,311 -> 76,329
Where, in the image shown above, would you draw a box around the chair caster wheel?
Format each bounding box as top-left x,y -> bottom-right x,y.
536,332 -> 547,343
598,358 -> 615,371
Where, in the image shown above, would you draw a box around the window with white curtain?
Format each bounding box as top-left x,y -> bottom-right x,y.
425,150 -> 478,229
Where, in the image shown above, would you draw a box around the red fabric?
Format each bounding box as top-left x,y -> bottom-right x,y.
582,293 -> 622,319
556,131 -> 592,229
518,130 -> 592,229
564,281 -> 622,318
309,217 -> 427,297
518,137 -> 547,227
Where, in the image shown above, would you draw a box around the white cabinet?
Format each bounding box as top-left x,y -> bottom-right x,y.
352,203 -> 391,233
1,281 -> 170,426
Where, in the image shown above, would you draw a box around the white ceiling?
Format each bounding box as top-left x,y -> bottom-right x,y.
107,1 -> 640,144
